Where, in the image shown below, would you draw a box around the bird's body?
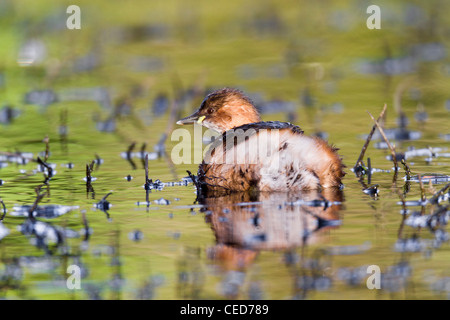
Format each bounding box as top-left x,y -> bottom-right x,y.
177,88 -> 345,194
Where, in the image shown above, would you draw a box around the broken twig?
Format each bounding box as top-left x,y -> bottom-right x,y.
354,103 -> 387,170
367,110 -> 398,172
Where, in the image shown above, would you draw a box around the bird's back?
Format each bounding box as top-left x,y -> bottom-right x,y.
198,121 -> 344,194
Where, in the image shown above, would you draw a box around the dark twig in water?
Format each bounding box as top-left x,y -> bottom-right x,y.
144,154 -> 150,206
34,183 -> 50,199
101,192 -> 113,202
0,198 -> 6,221
37,156 -> 53,184
401,159 -> 411,180
89,159 -> 95,172
86,163 -> 95,198
28,188 -> 46,221
86,164 -> 92,183
367,110 -> 398,172
144,154 -> 150,187
401,159 -> 411,195
186,170 -> 197,187
354,104 -> 387,171
362,184 -> 379,199
59,109 -> 68,153
186,170 -> 203,202
356,175 -> 369,191
367,157 -> 372,185
96,192 -> 113,220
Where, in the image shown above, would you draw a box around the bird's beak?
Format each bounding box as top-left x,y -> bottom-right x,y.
176,111 -> 205,125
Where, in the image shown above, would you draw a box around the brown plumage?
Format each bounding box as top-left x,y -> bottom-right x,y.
177,88 -> 345,195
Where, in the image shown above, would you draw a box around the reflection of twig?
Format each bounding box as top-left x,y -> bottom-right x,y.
0,198 -> 6,221
354,104 -> 387,171
85,164 -> 92,182
144,154 -> 150,206
401,159 -> 411,195
393,77 -> 415,118
86,163 -> 95,198
126,142 -> 137,170
43,135 -> 50,162
28,189 -> 46,221
401,159 -> 411,179
110,229 -> 122,299
94,153 -> 102,170
127,142 -> 136,154
59,109 -> 68,153
140,142 -> 147,168
396,190 -> 407,239
81,210 -> 90,242
367,110 -> 398,172
101,192 -> 112,201
418,174 -> 425,203
357,175 -> 368,191
428,183 -> 450,205
417,174 -> 426,216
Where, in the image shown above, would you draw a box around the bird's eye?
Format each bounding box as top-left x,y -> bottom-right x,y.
207,108 -> 214,114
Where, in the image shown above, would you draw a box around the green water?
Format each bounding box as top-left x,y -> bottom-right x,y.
0,0 -> 449,300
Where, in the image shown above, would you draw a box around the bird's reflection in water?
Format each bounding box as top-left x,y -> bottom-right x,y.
199,188 -> 344,298
202,188 -> 343,266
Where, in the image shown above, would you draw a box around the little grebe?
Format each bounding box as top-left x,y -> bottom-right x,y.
177,88 -> 345,193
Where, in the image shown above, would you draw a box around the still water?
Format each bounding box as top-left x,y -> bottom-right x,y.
0,0 -> 449,300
